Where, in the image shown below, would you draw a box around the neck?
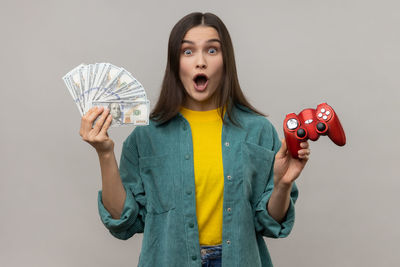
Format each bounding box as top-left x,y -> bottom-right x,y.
183,98 -> 219,111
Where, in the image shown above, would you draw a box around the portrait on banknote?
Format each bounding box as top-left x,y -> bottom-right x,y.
108,103 -> 122,125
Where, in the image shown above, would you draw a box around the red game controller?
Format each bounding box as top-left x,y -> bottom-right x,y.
283,103 -> 346,158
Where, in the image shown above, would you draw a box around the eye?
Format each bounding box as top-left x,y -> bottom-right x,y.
208,47 -> 217,54
183,49 -> 192,55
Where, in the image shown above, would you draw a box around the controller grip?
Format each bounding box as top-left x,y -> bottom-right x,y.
328,117 -> 346,146
316,103 -> 346,146
284,131 -> 302,159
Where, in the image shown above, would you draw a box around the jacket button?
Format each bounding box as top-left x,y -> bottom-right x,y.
186,190 -> 191,195
227,240 -> 231,245
227,175 -> 232,180
189,223 -> 194,228
192,255 -> 197,261
185,154 -> 190,160
227,207 -> 232,212
225,142 -> 230,147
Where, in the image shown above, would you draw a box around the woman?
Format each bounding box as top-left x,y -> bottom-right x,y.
80,12 -> 310,267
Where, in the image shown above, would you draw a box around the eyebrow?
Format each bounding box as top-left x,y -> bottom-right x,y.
181,39 -> 221,45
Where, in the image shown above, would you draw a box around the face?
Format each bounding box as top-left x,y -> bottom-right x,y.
109,103 -> 121,119
179,26 -> 223,111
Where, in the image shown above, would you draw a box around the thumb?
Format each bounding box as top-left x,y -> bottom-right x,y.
276,138 -> 288,158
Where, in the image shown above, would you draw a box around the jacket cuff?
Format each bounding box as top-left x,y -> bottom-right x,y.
254,193 -> 296,238
97,185 -> 139,233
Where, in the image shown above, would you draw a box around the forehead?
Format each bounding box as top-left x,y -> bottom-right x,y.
182,26 -> 220,43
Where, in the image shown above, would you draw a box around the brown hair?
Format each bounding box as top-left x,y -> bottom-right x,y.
150,12 -> 266,126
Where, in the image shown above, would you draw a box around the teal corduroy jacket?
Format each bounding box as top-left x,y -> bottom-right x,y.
98,105 -> 298,267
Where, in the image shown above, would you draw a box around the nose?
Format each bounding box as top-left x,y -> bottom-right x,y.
196,53 -> 207,69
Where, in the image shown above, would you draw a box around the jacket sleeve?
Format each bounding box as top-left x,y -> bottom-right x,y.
253,121 -> 299,238
97,129 -> 147,240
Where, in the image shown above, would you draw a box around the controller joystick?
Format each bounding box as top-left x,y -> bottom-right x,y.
297,128 -> 306,138
283,102 -> 346,159
316,122 -> 327,132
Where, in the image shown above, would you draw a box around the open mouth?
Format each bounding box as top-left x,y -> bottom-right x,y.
193,74 -> 209,91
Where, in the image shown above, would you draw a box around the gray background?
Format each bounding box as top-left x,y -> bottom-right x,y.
1,0 -> 399,266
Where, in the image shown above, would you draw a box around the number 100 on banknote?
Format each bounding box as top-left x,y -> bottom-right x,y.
92,100 -> 150,126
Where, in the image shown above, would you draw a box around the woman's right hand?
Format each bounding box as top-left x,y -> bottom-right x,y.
79,106 -> 114,154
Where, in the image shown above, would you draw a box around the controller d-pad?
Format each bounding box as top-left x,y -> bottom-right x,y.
287,119 -> 298,130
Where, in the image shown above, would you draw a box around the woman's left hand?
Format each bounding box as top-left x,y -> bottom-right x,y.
273,138 -> 310,188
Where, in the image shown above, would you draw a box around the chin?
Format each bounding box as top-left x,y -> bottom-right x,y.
191,92 -> 212,102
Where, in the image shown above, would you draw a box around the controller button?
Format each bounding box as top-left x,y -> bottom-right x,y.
323,115 -> 328,120
287,119 -> 298,130
305,119 -> 313,124
297,128 -> 306,138
317,122 -> 326,132
318,113 -> 323,118
321,108 -> 326,113
326,111 -> 330,115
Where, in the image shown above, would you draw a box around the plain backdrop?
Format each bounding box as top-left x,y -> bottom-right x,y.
1,0 -> 399,266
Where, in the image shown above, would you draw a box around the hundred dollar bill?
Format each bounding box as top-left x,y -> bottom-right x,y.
62,63 -> 149,120
91,100 -> 150,127
63,64 -> 85,115
94,64 -> 123,101
101,78 -> 146,101
86,63 -> 102,108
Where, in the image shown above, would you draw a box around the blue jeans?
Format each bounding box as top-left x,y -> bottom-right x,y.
200,244 -> 222,267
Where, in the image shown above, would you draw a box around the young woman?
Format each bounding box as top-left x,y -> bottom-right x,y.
80,12 -> 310,267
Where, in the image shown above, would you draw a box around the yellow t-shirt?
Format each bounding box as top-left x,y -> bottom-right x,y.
180,106 -> 224,246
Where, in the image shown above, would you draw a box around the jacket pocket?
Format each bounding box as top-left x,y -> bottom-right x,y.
241,141 -> 275,206
139,154 -> 176,214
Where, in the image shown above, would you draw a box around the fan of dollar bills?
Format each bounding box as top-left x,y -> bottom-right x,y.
62,63 -> 150,127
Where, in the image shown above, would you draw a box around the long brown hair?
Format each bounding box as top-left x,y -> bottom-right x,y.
150,12 -> 266,126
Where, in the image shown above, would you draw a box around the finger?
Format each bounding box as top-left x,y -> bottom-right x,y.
86,106 -> 105,122
298,148 -> 310,161
298,154 -> 309,161
86,106 -> 98,115
82,107 -> 98,120
300,141 -> 309,149
92,108 -> 110,135
276,138 -> 288,158
81,107 -> 105,133
99,114 -> 113,136
298,148 -> 310,156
